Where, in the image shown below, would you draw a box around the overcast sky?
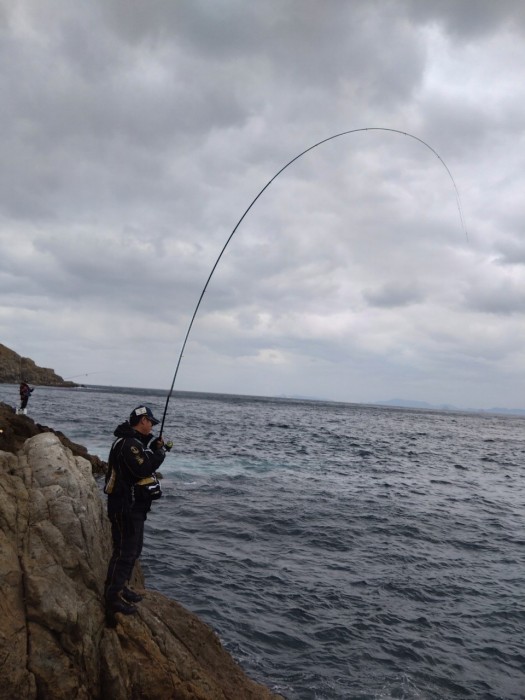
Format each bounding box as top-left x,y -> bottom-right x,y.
1,0 -> 524,409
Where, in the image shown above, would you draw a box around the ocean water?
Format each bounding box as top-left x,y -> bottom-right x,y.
2,384 -> 524,700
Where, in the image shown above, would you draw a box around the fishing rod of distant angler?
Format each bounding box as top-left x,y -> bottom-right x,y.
158,127 -> 468,437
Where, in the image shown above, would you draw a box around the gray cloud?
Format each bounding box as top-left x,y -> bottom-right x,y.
363,281 -> 425,308
403,0 -> 525,37
0,0 -> 524,409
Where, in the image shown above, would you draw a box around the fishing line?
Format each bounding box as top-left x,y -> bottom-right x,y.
158,127 -> 468,436
64,371 -> 106,381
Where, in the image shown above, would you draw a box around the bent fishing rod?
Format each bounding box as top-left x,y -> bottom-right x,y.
158,127 -> 468,437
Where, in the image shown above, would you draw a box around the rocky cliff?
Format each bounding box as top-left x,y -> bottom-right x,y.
0,342 -> 76,386
0,405 -> 283,700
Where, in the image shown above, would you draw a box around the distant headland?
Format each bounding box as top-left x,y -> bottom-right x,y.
0,342 -> 77,387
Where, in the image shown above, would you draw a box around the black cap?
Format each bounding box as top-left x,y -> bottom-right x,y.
129,405 -> 160,426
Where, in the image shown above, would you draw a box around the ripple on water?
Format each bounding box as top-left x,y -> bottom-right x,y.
16,385 -> 524,700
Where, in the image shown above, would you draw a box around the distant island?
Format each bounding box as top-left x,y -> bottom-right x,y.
376,398 -> 525,417
277,393 -> 524,416
0,342 -> 77,387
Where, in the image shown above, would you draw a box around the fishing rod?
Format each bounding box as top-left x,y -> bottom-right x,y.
64,371 -> 106,381
158,127 -> 468,436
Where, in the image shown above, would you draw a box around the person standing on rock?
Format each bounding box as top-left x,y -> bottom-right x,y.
103,405 -> 171,623
19,380 -> 33,414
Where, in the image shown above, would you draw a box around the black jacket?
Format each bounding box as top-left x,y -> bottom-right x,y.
104,421 -> 165,516
20,383 -> 33,399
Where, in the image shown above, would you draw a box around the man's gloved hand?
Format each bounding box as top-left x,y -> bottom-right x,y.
150,437 -> 164,451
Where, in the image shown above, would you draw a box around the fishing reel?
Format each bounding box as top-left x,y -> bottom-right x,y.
150,437 -> 173,452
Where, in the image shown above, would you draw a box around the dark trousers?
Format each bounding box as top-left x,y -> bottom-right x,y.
104,510 -> 146,602
20,397 -> 29,409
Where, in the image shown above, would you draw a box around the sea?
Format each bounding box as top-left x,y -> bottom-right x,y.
2,384 -> 524,700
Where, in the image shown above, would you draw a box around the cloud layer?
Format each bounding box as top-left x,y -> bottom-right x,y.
1,0 -> 524,408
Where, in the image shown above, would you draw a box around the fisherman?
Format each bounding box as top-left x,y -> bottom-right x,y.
19,380 -> 33,414
103,405 -> 171,624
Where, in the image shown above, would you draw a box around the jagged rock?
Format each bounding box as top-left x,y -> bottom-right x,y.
0,401 -> 106,475
0,342 -> 76,386
0,431 -> 283,700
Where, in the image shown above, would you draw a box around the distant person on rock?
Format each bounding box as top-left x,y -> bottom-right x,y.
19,381 -> 33,414
103,405 -> 172,625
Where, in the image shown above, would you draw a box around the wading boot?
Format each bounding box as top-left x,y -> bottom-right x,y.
105,594 -> 138,628
122,586 -> 143,603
